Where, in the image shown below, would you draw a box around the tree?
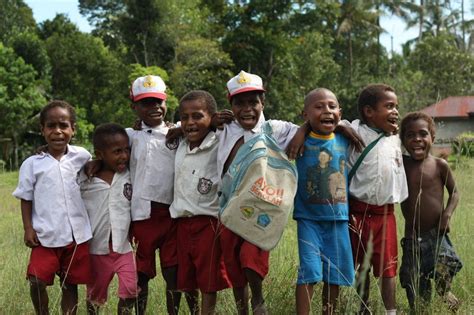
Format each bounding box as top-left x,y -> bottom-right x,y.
0,43 -> 45,169
406,33 -> 474,108
0,0 -> 36,43
170,37 -> 233,108
41,15 -> 129,136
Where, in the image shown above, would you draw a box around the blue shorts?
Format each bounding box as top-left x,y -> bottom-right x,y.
296,219 -> 354,286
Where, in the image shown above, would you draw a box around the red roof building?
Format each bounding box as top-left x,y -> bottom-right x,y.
421,96 -> 474,119
419,96 -> 474,154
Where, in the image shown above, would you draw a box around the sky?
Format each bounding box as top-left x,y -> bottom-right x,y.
25,0 -> 472,55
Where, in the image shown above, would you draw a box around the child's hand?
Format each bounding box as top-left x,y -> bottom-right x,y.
440,213 -> 451,234
212,110 -> 234,130
84,160 -> 102,178
132,118 -> 142,130
286,129 -> 307,160
335,124 -> 365,152
24,227 -> 39,248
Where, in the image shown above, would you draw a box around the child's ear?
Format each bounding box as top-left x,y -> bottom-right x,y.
302,110 -> 308,121
95,149 -> 103,160
362,105 -> 373,119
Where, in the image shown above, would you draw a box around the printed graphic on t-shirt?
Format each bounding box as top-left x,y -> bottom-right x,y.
305,148 -> 346,204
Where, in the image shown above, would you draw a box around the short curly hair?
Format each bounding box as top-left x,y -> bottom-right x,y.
400,111 -> 436,142
179,90 -> 217,115
39,100 -> 76,126
357,84 -> 395,122
93,123 -> 129,150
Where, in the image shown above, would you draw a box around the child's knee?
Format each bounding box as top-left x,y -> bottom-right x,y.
28,276 -> 46,290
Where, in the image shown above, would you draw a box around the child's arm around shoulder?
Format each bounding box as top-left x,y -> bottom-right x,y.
437,157 -> 459,233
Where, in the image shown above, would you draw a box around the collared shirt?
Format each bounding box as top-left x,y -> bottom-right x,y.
126,122 -> 176,220
170,132 -> 219,218
80,170 -> 133,255
216,114 -> 298,180
12,145 -> 92,247
347,119 -> 408,206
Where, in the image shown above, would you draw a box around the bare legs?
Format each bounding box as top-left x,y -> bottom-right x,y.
296,283 -> 339,315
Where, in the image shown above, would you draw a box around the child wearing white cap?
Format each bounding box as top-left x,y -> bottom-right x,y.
127,75 -> 196,314
216,70 -> 304,315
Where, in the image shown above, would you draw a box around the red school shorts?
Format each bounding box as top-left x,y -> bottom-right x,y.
349,198 -> 398,278
27,241 -> 91,285
176,216 -> 230,293
131,204 -> 177,279
220,225 -> 269,288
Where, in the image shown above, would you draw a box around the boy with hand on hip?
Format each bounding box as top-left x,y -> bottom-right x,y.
170,90 -> 230,315
346,84 -> 407,315
399,112 -> 462,312
79,123 -> 139,315
13,100 -> 92,315
294,88 -> 354,315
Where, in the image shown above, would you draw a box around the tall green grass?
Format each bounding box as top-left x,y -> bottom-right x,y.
1,159 -> 473,314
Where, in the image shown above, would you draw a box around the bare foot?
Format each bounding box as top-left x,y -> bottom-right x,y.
252,302 -> 268,315
443,291 -> 461,312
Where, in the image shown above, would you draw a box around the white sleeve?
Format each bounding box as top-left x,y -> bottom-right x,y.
269,120 -> 299,150
12,158 -> 35,201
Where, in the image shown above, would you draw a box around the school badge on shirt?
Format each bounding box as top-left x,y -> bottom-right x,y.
166,138 -> 179,150
123,183 -> 133,201
197,178 -> 213,194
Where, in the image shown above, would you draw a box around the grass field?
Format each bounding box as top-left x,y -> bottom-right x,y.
0,158 -> 473,314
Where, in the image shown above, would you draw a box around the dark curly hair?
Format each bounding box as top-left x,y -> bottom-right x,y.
400,111 -> 436,142
357,84 -> 395,122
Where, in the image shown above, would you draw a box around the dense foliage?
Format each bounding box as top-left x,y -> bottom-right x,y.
1,0 -> 473,169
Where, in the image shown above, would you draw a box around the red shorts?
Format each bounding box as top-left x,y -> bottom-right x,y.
27,242 -> 91,285
177,216 -> 230,293
349,199 -> 398,277
220,226 -> 269,287
87,251 -> 139,304
131,204 -> 177,279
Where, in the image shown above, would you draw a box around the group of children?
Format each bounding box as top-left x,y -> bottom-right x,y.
13,70 -> 462,315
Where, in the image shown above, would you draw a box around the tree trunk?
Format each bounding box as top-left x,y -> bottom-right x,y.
419,0 -> 424,42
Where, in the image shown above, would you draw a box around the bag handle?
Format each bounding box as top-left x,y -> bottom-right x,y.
348,133 -> 385,181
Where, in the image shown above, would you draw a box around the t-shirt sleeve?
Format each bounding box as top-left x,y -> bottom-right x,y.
269,120 -> 299,150
12,158 -> 35,201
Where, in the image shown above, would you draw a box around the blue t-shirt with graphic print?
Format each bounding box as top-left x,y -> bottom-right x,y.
293,132 -> 349,221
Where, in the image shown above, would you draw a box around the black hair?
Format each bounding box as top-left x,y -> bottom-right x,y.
179,90 -> 217,115
39,100 -> 76,126
400,111 -> 436,141
93,123 -> 129,151
357,84 -> 395,122
229,90 -> 265,105
303,88 -> 338,110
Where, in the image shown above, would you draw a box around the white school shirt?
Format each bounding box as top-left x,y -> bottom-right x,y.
126,122 -> 176,221
12,145 -> 92,247
216,114 -> 298,180
346,119 -> 408,206
79,170 -> 133,255
169,131 -> 220,218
